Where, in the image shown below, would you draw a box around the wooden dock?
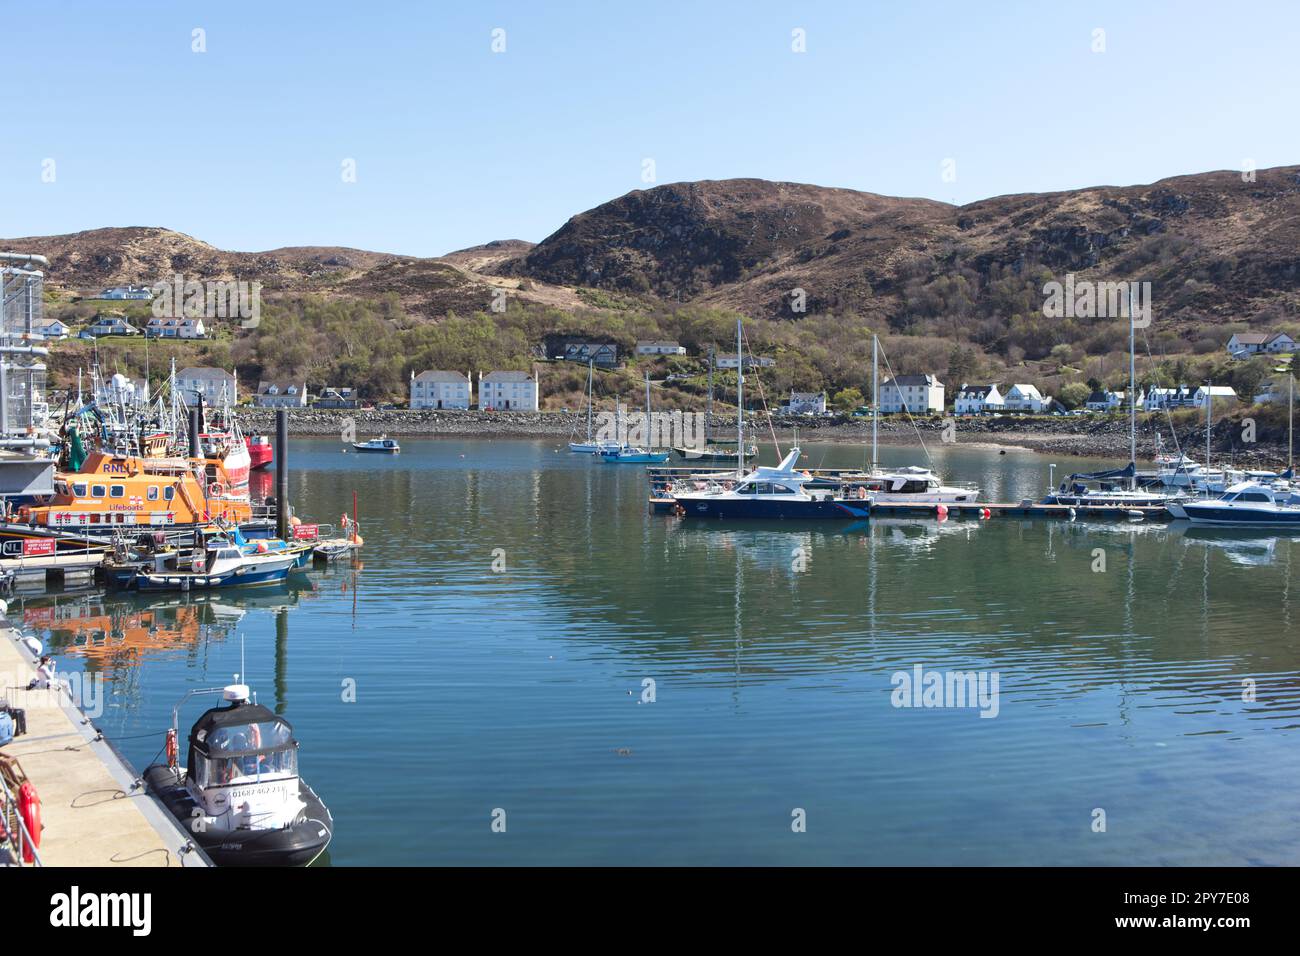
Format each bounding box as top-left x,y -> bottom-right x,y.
0,550 -> 105,591
0,622 -> 209,866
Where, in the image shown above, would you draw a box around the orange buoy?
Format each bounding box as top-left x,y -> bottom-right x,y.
166,728 -> 178,769
936,504 -> 948,518
290,515 -> 302,526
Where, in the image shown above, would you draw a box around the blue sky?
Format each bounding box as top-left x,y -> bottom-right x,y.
4,1 -> 1297,256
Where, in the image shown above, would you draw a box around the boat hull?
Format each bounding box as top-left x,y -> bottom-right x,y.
675,497 -> 871,520
246,436 -> 274,471
143,765 -> 332,867
1172,503 -> 1300,526
125,557 -> 294,591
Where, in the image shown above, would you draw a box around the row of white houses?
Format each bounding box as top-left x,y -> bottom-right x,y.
952,383 -> 1054,415
409,370 -> 539,411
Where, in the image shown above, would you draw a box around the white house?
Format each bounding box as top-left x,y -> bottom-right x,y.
1144,385 -> 1197,411
33,318 -> 70,339
411,370 -> 471,409
255,382 -> 308,408
636,341 -> 686,356
954,383 -> 1004,415
715,353 -> 775,369
1227,331 -> 1298,358
178,367 -> 238,406
1003,384 -> 1051,413
146,316 -> 206,339
1084,389 -> 1125,412
787,390 -> 827,415
479,370 -> 538,411
87,314 -> 137,336
98,285 -> 154,301
1191,385 -> 1237,408
879,374 -> 945,414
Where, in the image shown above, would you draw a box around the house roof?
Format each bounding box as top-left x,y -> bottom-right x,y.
790,391 -> 824,401
482,371 -> 534,383
413,370 -> 469,383
883,374 -> 940,387
958,384 -> 996,397
637,340 -> 681,348
257,381 -> 303,394
178,367 -> 235,381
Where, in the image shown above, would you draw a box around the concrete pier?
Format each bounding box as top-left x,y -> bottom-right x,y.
0,621 -> 209,866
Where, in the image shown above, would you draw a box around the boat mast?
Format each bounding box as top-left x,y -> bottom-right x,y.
872,333 -> 879,473
1128,286 -> 1136,490
1205,379 -> 1212,479
1290,371 -> 1294,474
586,359 -> 593,443
706,345 -> 714,445
644,369 -> 652,449
736,318 -> 744,476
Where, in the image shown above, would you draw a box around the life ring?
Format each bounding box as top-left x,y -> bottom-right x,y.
165,728 -> 178,769
18,780 -> 41,863
208,482 -> 226,498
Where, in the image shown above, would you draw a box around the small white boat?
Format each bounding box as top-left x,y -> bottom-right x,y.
353,436 -> 400,454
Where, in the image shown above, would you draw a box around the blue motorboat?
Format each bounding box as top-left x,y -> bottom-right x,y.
600,445 -> 671,464
1167,481 -> 1300,526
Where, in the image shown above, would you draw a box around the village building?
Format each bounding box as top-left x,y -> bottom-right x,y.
410,370 -> 472,409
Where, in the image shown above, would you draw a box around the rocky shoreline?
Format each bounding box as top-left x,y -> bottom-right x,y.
237,408 -> 1293,468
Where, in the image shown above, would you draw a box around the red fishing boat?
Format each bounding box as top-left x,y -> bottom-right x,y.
246,434 -> 274,471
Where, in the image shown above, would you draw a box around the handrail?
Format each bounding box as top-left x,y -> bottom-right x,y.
0,764 -> 43,866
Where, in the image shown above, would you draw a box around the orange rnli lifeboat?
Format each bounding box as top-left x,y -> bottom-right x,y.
23,451 -> 252,532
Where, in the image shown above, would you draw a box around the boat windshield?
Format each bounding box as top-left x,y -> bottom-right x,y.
193,747 -> 298,787
192,718 -> 299,786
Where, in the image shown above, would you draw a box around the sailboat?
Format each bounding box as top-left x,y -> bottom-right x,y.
672,347 -> 757,461
670,320 -> 872,518
600,372 -> 671,463
569,360 -> 618,454
808,335 -> 977,503
1042,290 -> 1184,507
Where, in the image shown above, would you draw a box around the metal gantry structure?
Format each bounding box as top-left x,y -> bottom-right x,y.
0,252 -> 57,497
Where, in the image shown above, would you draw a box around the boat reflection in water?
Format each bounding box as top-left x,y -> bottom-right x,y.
16,580 -> 318,675
1169,523 -> 1300,568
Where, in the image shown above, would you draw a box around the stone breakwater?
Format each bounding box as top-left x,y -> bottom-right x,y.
235,409 -> 1292,467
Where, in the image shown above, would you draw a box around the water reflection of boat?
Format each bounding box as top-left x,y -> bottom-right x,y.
1169,523 -> 1300,567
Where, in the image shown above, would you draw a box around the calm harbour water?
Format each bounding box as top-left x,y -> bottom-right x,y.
18,438 -> 1300,865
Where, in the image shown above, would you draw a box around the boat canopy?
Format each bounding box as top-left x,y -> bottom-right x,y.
1067,462 -> 1136,482
188,699 -> 299,786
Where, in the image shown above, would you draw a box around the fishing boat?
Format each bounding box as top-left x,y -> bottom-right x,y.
245,434 -> 274,470
143,683 -> 333,866
353,436 -> 400,454
110,534 -> 296,591
1167,481 -> 1300,526
671,446 -> 873,519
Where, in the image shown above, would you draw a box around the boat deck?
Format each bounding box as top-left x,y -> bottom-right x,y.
0,623 -> 209,866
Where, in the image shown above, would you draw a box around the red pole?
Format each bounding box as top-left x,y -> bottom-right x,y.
352,490 -> 358,543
